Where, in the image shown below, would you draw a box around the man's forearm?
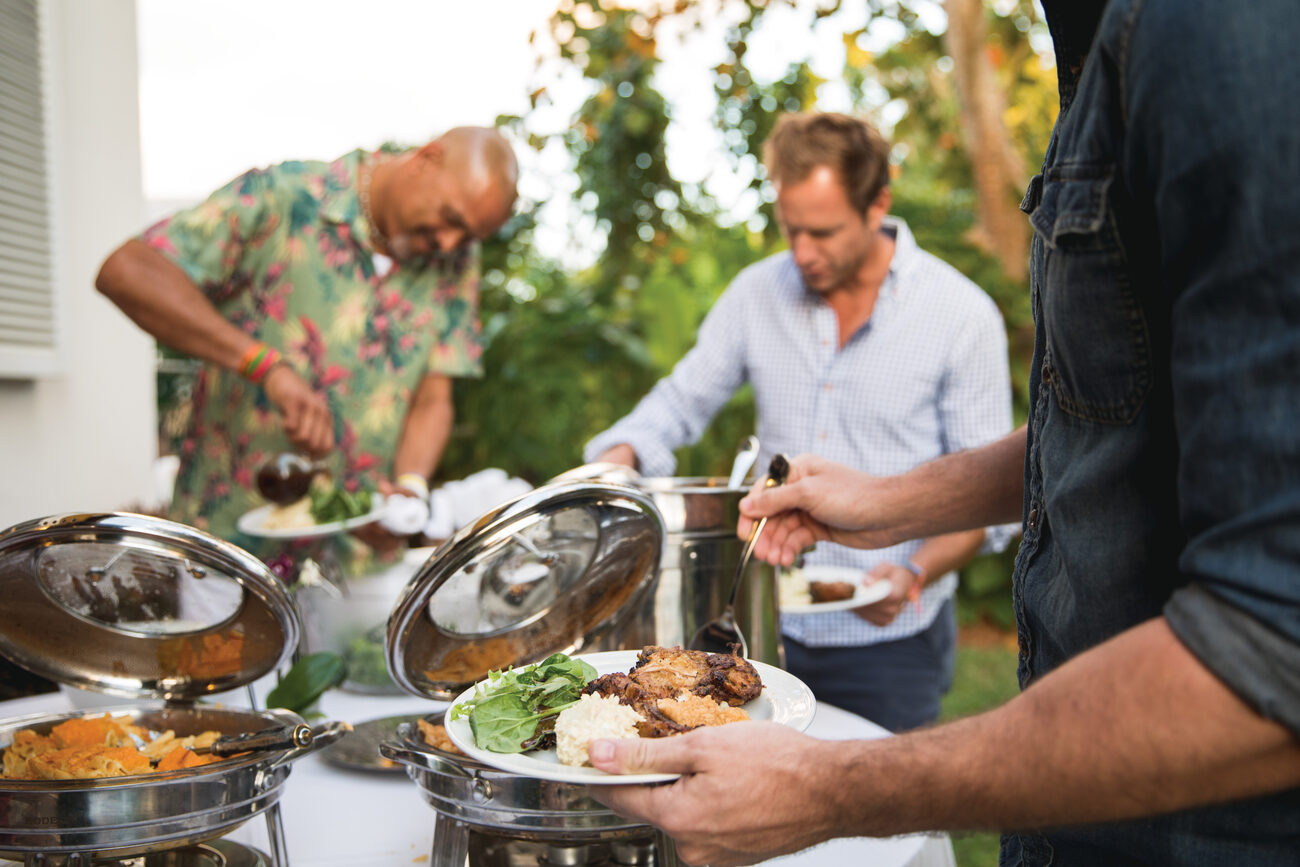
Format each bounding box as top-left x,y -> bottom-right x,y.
829,617 -> 1300,836
96,239 -> 256,370
392,375 -> 454,481
880,426 -> 1027,543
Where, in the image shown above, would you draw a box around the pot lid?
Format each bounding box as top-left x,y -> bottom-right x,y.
386,480 -> 664,701
0,512 -> 299,702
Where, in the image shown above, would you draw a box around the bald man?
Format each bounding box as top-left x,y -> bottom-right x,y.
97,127 -> 518,565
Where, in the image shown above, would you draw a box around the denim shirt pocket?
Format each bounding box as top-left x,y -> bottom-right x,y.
1029,163 -> 1151,424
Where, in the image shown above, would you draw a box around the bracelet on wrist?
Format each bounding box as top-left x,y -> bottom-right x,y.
902,559 -> 927,585
901,560 -> 926,609
239,342 -> 284,385
395,472 -> 430,501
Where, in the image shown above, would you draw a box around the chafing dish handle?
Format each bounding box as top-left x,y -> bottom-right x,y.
203,720 -> 352,758
201,723 -> 315,757
378,741 -> 475,779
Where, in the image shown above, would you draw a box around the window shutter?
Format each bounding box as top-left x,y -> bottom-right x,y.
0,0 -> 56,375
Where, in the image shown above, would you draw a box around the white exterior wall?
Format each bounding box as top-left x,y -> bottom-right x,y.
0,0 -> 156,528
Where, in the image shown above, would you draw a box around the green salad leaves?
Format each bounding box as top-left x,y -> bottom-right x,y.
449,653 -> 598,753
309,487 -> 372,524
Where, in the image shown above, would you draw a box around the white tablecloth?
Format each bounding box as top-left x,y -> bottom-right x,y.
0,687 -> 955,867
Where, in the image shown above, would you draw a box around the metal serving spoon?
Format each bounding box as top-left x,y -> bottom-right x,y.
689,453 -> 789,658
727,435 -> 760,489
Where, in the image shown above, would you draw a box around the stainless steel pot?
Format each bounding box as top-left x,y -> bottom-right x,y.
617,477 -> 784,667
0,705 -> 347,860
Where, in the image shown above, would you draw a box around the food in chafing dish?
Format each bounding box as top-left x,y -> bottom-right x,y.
2,713 -> 228,780
451,646 -> 763,768
416,719 -> 463,756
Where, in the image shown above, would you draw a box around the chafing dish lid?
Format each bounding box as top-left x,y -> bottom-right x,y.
0,512 -> 298,701
386,480 -> 663,701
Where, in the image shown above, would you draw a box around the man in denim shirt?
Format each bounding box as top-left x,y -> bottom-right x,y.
587,2 -> 1300,865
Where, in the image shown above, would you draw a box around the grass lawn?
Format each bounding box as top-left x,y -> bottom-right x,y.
938,626 -> 1022,867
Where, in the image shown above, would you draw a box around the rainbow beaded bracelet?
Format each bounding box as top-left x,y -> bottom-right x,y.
239,342 -> 284,385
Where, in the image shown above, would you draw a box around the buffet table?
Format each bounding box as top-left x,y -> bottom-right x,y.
0,687 -> 955,867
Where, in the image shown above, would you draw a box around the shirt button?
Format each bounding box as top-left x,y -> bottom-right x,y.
818,432 -> 827,440
823,384 -> 833,392
1027,507 -> 1039,530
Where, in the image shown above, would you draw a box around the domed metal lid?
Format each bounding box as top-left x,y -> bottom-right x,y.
0,512 -> 299,702
386,480 -> 664,701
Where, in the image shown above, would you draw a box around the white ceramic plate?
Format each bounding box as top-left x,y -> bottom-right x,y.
444,649 -> 816,785
779,565 -> 892,614
236,494 -> 387,539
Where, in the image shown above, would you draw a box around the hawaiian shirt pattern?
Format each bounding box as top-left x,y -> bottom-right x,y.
139,150 -> 483,568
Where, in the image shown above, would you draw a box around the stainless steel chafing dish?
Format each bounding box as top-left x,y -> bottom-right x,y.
381,479 -> 679,866
0,513 -> 348,865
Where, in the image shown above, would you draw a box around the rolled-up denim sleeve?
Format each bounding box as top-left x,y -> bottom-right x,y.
583,285 -> 749,477
1127,0 -> 1300,733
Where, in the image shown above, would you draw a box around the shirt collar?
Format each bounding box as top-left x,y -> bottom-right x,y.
882,215 -> 918,284
1040,0 -> 1107,107
319,149 -> 372,244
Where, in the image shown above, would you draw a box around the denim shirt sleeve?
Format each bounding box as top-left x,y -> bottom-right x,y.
583,282 -> 750,477
1122,0 -> 1300,733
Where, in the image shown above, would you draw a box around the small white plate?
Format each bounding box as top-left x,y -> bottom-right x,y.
444,649 -> 816,785
236,494 -> 387,539
779,565 -> 892,614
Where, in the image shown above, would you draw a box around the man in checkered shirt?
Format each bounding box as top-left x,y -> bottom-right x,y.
584,112 -> 1014,731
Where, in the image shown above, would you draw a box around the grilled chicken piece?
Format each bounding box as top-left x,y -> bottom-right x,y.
582,671 -> 730,738
584,647 -> 764,737
630,646 -> 763,706
809,580 -> 856,603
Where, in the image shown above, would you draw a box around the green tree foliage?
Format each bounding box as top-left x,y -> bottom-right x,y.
435,0 -> 1058,623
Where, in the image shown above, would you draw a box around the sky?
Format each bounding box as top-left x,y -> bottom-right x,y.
134,0 -> 927,262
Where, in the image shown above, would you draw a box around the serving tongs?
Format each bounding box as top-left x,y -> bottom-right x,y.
150,721 -> 353,763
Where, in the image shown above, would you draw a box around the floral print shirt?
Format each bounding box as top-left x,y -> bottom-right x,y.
140,150 -> 482,569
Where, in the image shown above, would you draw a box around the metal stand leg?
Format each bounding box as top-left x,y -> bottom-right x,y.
430,812 -> 470,867
263,801 -> 290,867
653,828 -> 679,867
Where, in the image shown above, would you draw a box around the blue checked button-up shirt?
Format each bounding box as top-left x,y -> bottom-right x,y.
585,217 -> 1015,647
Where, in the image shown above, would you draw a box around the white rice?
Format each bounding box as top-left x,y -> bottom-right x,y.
554,693 -> 643,767
777,567 -> 812,607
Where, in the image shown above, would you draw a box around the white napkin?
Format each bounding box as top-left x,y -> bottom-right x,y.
379,493 -> 430,536
425,488 -> 456,540
422,469 -> 533,539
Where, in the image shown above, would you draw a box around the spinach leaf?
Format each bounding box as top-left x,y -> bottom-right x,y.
309,487 -> 373,524
469,693 -> 541,753
451,652 -> 598,753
